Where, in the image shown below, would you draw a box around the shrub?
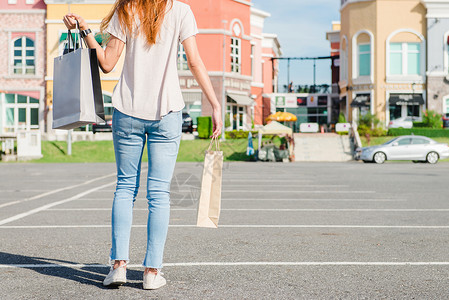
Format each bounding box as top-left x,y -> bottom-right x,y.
197,116 -> 213,139
225,130 -> 259,139
357,113 -> 387,137
338,113 -> 346,123
412,122 -> 427,128
388,128 -> 449,137
423,110 -> 443,129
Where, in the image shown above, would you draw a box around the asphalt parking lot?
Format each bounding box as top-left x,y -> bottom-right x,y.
1,161 -> 449,299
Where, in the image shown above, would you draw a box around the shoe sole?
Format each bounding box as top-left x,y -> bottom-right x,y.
143,282 -> 166,290
103,280 -> 126,287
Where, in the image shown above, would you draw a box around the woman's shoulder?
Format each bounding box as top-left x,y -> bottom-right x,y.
171,0 -> 192,13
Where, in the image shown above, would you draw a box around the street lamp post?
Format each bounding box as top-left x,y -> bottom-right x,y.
221,20 -> 228,141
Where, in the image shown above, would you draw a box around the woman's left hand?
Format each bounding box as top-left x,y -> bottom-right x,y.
63,13 -> 89,31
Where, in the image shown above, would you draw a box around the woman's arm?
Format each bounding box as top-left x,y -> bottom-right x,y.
182,36 -> 223,138
63,13 -> 125,74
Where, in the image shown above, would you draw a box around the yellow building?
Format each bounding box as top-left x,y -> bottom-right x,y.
339,0 -> 427,126
44,0 -> 122,131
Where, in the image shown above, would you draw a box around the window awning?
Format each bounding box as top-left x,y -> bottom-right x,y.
227,93 -> 253,106
182,92 -> 202,103
389,94 -> 424,106
59,32 -> 79,43
351,93 -> 370,107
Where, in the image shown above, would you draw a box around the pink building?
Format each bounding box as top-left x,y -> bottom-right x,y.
179,0 -> 281,130
0,0 -> 46,135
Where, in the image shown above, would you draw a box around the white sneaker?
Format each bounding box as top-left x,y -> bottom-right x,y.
103,265 -> 127,286
143,271 -> 166,290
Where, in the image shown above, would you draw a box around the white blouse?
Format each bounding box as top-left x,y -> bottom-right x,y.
106,0 -> 198,120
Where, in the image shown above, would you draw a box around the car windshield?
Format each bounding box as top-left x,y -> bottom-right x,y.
383,138 -> 399,145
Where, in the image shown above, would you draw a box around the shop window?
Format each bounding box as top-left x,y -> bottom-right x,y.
389,105 -> 402,121
358,44 -> 371,76
231,37 -> 241,73
12,37 -> 35,75
3,93 -> 40,132
177,44 -> 188,71
389,42 -> 420,76
407,105 -> 420,119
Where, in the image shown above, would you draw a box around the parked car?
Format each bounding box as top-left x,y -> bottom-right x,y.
182,112 -> 193,133
388,116 -> 414,129
359,135 -> 449,164
93,119 -> 112,134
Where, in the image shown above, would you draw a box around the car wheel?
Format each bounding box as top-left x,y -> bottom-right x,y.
373,152 -> 386,164
426,151 -> 439,164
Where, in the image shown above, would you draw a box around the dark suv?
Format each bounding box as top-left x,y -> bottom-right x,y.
182,112 -> 193,133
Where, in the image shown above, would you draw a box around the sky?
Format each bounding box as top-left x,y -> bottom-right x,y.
252,0 -> 341,91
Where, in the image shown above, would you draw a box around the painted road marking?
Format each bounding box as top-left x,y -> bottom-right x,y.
44,208 -> 449,212
2,225 -> 449,229
73,198 -> 406,202
2,261 -> 449,269
0,181 -> 116,226
0,172 -> 116,209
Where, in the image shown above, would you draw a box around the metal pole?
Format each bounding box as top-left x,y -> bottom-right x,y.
313,59 -> 316,87
67,130 -> 72,156
287,58 -> 291,92
221,20 -> 228,141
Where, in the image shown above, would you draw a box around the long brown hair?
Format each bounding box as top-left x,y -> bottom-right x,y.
100,0 -> 172,45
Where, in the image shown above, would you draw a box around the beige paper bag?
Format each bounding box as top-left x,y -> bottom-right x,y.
196,137 -> 223,228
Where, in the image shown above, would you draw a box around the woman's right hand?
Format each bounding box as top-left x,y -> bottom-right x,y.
62,13 -> 89,31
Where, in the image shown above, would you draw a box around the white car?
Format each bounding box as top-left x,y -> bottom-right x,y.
388,116 -> 415,129
359,135 -> 449,164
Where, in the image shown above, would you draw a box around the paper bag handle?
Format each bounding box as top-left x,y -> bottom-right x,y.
207,136 -> 220,152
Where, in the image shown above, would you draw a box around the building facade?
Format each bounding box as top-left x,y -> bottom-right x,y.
422,0 -> 449,118
0,0 -> 46,135
326,21 -> 342,123
339,0 -> 427,126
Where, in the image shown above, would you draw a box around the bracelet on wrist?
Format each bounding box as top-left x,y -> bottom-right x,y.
80,28 -> 92,38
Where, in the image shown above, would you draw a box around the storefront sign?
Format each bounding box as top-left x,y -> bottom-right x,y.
389,94 -> 424,106
307,95 -> 318,107
225,78 -> 251,91
351,93 -> 371,107
275,96 -> 285,107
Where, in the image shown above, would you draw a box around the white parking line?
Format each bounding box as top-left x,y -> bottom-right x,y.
1,224 -> 449,229
73,198 -> 406,202
0,172 -> 116,209
44,208 -> 449,212
2,261 -> 449,269
0,181 -> 116,226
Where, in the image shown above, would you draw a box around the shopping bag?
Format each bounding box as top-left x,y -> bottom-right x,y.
196,137 -> 223,228
52,28 -> 104,130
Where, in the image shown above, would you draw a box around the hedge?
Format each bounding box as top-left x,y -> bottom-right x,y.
388,128 -> 449,138
225,130 -> 258,139
197,116 -> 213,139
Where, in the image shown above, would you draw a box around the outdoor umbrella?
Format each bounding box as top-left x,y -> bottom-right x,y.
266,112 -> 297,122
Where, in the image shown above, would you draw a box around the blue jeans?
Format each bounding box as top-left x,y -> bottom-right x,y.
110,108 -> 182,268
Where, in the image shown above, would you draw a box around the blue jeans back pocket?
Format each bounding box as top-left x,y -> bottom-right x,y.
158,111 -> 182,139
